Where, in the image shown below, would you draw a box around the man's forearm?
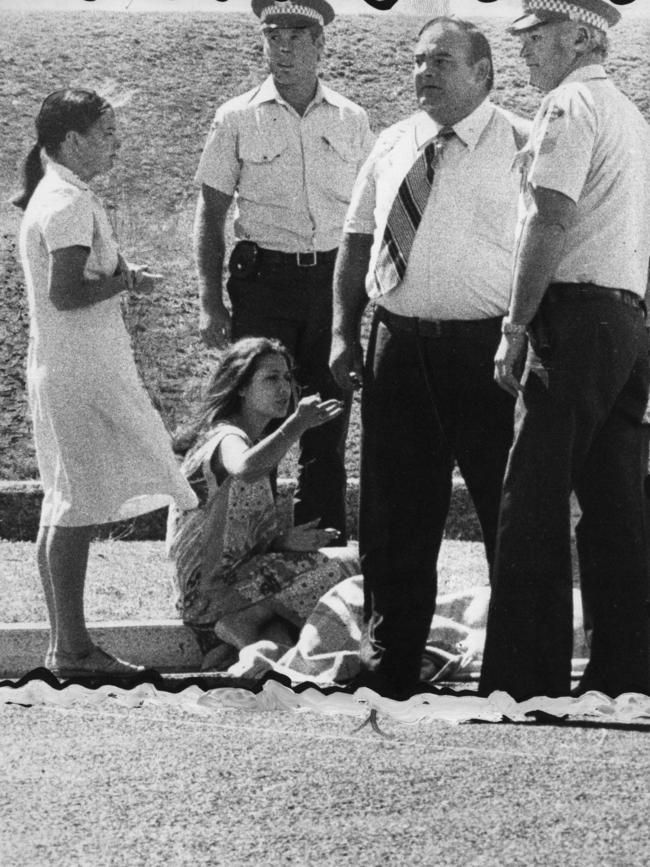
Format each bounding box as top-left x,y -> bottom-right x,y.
332,232 -> 373,338
193,188 -> 232,315
509,215 -> 567,325
508,187 -> 576,325
194,210 -> 226,313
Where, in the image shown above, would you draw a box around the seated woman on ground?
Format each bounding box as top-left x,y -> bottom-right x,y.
167,337 -> 359,668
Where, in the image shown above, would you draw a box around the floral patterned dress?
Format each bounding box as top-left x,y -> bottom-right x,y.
166,423 -> 359,629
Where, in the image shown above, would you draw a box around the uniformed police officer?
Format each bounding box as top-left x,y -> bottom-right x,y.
193,0 -> 374,541
480,0 -> 650,701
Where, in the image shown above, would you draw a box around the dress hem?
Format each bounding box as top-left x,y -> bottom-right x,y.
39,492 -> 196,528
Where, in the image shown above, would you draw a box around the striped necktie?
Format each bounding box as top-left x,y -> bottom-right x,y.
373,127 -> 455,297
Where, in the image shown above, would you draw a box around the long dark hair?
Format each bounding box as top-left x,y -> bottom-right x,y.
12,88 -> 112,211
174,337 -> 295,456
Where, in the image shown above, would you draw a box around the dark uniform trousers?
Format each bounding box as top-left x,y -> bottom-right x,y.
358,306 -> 515,697
480,286 -> 650,701
227,244 -> 351,540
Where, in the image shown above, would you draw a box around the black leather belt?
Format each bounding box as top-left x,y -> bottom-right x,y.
376,306 -> 500,338
545,282 -> 644,311
258,247 -> 338,268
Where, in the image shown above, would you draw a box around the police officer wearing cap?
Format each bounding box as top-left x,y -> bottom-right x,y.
479,0 -> 650,701
194,0 -> 374,541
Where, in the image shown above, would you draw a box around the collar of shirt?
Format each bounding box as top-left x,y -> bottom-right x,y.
559,64 -> 607,86
44,158 -> 89,191
249,74 -> 350,113
413,97 -> 495,153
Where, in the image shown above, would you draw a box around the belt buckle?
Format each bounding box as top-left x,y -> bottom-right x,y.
297,251 -> 317,267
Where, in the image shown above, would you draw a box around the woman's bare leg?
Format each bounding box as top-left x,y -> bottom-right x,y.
46,525 -> 94,657
214,600 -> 277,649
258,617 -> 296,648
36,526 -> 55,656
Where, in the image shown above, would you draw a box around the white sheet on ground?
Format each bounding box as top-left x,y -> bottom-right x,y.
225,576 -> 591,684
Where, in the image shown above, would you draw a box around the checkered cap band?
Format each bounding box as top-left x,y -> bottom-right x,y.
260,3 -> 324,26
522,0 -> 611,30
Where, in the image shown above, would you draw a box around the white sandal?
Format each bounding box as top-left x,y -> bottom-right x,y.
47,645 -> 145,677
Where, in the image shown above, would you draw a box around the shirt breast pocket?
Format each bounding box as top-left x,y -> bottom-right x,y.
319,132 -> 360,203
238,135 -> 290,204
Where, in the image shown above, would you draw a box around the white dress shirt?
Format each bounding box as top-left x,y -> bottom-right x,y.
344,98 -> 528,320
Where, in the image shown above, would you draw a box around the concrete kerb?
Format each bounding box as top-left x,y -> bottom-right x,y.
0,477 -> 481,677
0,621 -> 203,677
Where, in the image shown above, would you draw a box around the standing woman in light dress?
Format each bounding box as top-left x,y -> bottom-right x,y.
13,89 -> 197,677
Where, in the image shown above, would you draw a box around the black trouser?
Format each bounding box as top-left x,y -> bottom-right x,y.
227,244 -> 350,539
358,307 -> 515,697
480,286 -> 650,700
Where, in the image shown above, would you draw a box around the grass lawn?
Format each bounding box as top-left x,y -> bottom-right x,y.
0,537 -> 489,623
2,699 -> 650,867
3,10 -> 650,481
2,14 -> 649,864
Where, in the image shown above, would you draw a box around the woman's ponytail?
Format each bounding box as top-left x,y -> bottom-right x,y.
12,89 -> 112,211
11,144 -> 44,211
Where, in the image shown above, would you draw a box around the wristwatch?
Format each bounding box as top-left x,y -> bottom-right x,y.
501,317 -> 527,336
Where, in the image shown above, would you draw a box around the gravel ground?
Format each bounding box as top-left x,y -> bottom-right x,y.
1,701 -> 649,867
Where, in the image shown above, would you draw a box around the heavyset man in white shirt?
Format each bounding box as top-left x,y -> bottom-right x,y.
194,0 -> 374,541
480,0 -> 650,701
330,16 -> 529,699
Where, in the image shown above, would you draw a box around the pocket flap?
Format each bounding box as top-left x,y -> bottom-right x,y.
321,132 -> 357,162
239,134 -> 288,164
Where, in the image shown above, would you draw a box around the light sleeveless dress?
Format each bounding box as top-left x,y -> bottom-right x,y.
166,423 -> 359,627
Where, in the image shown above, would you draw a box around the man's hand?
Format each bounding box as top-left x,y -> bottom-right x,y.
199,309 -> 232,349
330,232 -> 372,389
194,186 -> 233,350
494,332 -> 527,397
330,332 -> 364,391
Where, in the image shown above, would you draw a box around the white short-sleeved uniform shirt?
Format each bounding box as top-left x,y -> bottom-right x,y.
195,76 -> 375,253
344,99 -> 530,320
19,160 -> 197,526
519,65 -> 650,297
